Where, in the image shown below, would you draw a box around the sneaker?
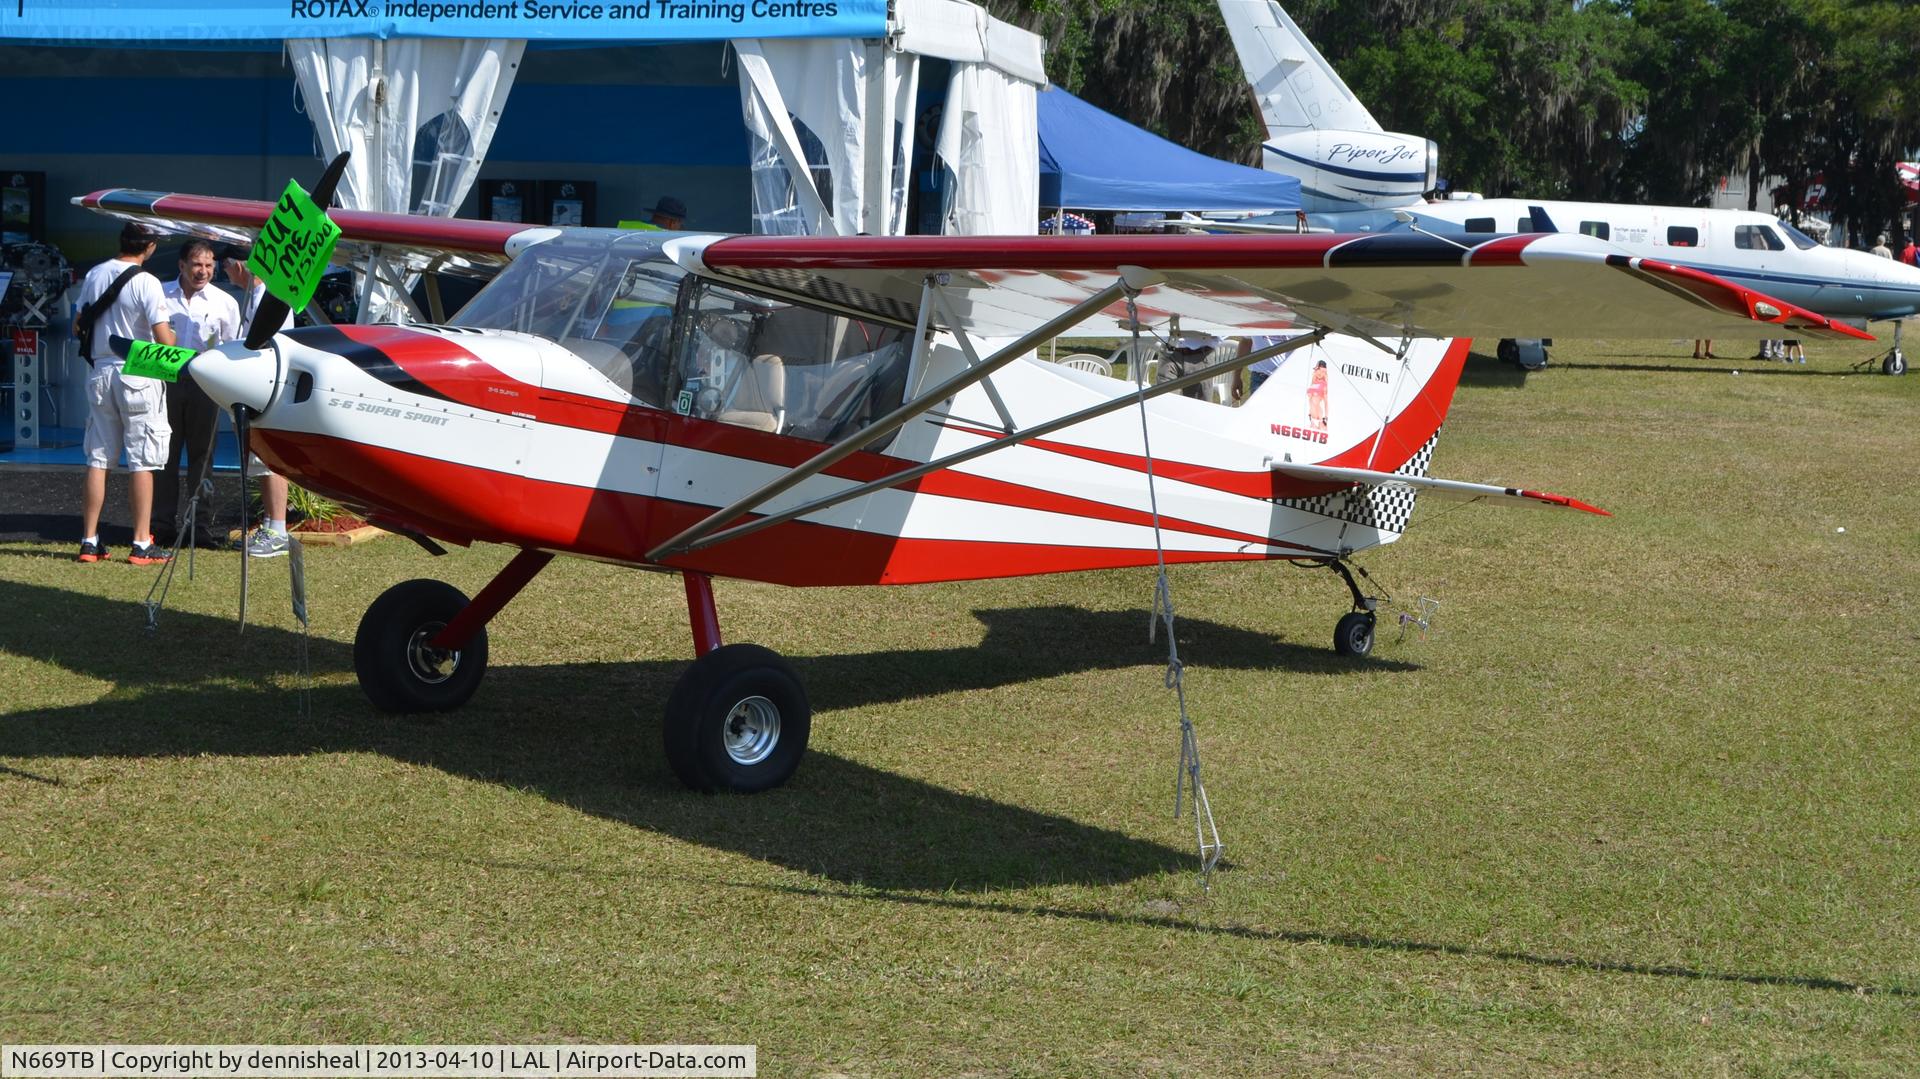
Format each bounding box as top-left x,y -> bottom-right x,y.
127,541 -> 170,566
245,528 -> 290,559
77,540 -> 106,563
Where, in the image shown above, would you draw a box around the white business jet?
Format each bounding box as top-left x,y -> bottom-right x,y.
1216,0 -> 1920,373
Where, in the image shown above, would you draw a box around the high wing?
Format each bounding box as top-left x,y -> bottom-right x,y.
684,232 -> 1873,342
81,189 -> 1869,344
76,188 -> 543,280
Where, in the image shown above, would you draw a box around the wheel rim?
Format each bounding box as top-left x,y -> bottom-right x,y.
405,622 -> 459,684
722,695 -> 781,766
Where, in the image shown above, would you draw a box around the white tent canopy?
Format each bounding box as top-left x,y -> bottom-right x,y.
738,0 -> 1044,238
288,36 -> 523,319
734,38 -> 919,237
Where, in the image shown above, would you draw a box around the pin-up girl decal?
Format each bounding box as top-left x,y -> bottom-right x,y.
1306,359 -> 1329,432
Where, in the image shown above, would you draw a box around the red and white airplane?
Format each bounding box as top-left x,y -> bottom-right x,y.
80,165 -> 1868,794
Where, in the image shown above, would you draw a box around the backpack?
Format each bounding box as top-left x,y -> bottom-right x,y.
74,264 -> 149,366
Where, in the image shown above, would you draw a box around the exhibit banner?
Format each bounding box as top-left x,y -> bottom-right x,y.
1,0 -> 887,43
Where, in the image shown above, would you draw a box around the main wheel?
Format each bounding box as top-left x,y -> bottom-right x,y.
1884,350 -> 1907,376
353,579 -> 488,713
663,643 -> 811,793
1333,611 -> 1375,657
1496,339 -> 1519,365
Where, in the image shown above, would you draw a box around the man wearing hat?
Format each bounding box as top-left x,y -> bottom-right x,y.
646,195 -> 687,231
72,222 -> 177,564
1159,334 -> 1222,400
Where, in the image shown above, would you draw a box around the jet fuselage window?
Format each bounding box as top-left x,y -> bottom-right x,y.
1464,217 -> 1496,233
1734,224 -> 1786,251
1579,221 -> 1610,240
1666,225 -> 1700,247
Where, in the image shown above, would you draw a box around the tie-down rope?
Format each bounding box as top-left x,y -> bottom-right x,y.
1123,291 -> 1224,889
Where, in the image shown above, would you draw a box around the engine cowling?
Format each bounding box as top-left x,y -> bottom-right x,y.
1262,130 -> 1439,213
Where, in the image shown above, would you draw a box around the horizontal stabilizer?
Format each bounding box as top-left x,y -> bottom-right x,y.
1273,461 -> 1610,515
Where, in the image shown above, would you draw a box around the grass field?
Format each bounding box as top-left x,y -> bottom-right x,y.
3,335 -> 1918,1075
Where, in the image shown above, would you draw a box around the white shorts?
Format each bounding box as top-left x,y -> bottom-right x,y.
247,452 -> 271,478
82,362 -> 171,471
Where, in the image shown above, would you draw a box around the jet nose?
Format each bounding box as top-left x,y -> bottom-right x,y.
189,341 -> 282,414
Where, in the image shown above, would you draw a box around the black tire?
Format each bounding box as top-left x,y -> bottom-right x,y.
1885,351 -> 1907,376
353,579 -> 488,713
1333,611 -> 1375,658
663,643 -> 811,794
1497,339 -> 1519,365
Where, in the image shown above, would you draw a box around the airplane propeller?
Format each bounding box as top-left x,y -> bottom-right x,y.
244,149 -> 349,351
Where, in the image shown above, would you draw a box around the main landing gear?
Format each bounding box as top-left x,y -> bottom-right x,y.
1496,338 -> 1551,370
661,572 -> 811,793
351,554 -> 810,793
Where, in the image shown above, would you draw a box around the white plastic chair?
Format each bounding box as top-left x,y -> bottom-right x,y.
1058,353 -> 1113,376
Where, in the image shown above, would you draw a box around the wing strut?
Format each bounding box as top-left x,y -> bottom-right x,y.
646,269 -> 1164,562
658,329 -> 1329,558
929,286 -> 1018,432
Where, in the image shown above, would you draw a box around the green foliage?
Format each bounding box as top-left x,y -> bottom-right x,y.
285,483 -> 345,524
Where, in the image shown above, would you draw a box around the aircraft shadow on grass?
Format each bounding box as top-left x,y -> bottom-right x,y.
1556,358 -> 1860,377
738,885 -> 1917,1000
1454,352 -> 1864,387
0,580 -> 1412,890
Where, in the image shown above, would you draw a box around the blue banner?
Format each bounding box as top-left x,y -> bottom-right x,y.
1,0 -> 887,42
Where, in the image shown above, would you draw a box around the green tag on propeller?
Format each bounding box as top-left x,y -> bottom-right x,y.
250,179 -> 342,312
122,340 -> 199,382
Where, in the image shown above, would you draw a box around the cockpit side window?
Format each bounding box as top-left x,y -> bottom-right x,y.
1779,221 -> 1820,250
1735,224 -> 1786,251
670,279 -> 914,451
453,235 -> 687,407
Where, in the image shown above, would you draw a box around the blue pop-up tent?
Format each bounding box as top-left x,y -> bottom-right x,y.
1037,88 -> 1301,212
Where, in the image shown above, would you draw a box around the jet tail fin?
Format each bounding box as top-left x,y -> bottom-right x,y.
1218,0 -> 1383,138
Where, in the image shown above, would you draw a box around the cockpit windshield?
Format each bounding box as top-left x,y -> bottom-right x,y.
454,231 -> 687,404
1778,221 -> 1821,250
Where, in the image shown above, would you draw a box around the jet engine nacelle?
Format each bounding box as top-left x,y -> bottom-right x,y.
1262,130 -> 1439,214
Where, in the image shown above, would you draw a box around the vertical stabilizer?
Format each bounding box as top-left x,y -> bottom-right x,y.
1237,334 -> 1470,540
1218,0 -> 1437,212
1217,0 -> 1383,139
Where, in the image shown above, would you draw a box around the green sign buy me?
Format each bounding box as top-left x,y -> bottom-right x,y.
249,180 -> 342,312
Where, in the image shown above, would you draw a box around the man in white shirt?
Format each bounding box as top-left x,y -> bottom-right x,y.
222,244 -> 297,558
74,222 -> 177,564
155,239 -> 241,547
